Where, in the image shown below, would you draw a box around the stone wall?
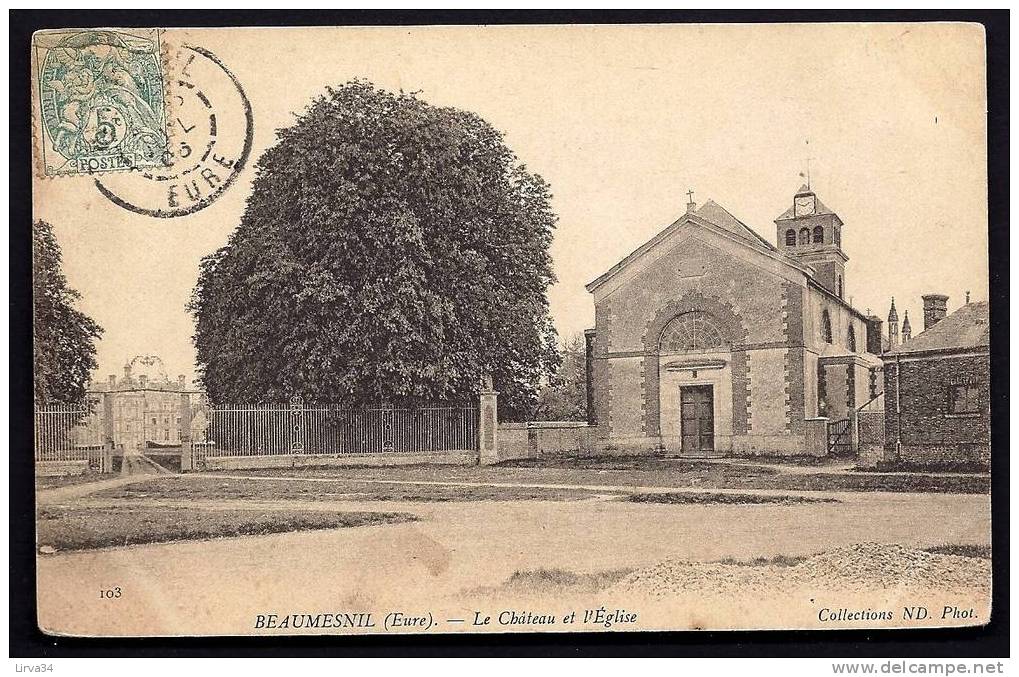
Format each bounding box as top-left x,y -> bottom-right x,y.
803,418 -> 828,457
858,410 -> 885,446
494,422 -> 594,463
855,410 -> 888,468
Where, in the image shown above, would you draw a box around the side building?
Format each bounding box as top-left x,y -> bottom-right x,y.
882,297 -> 990,469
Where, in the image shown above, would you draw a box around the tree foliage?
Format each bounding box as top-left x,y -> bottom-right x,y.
33,219 -> 103,404
189,81 -> 560,416
533,333 -> 588,421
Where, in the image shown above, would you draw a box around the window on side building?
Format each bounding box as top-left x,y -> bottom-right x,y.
949,384 -> 982,415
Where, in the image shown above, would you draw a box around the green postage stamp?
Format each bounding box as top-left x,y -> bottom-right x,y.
34,29 -> 169,176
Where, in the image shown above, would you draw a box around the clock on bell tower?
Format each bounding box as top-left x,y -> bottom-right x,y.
775,184 -> 848,298
794,194 -> 815,216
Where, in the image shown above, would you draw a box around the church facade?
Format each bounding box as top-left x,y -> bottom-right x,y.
584,186 -> 884,456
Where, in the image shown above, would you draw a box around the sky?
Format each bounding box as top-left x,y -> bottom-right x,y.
33,23 -> 989,384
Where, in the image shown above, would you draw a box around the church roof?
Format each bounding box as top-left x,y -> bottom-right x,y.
695,200 -> 777,251
585,199 -> 808,294
887,302 -> 989,356
775,187 -> 838,220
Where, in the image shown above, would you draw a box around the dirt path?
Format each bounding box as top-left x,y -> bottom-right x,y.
36,489 -> 989,636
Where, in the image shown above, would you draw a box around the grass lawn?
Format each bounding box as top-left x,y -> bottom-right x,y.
94,476 -> 611,503
36,505 -> 415,552
217,457 -> 989,494
625,492 -> 839,505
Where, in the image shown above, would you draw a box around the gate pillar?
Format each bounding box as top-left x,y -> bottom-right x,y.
180,392 -> 193,472
478,374 -> 499,465
101,393 -> 115,474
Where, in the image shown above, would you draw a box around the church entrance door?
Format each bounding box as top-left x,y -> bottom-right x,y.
680,385 -> 714,453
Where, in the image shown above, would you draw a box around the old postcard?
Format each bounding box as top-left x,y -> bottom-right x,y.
30,23 -> 992,637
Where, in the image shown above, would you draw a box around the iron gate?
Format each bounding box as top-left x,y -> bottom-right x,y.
827,417 -> 852,456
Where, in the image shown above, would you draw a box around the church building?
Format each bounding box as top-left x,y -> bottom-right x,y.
584,185 -> 884,457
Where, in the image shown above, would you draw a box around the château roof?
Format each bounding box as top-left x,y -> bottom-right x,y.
887,302 -> 989,356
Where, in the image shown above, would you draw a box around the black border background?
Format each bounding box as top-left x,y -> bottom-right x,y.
9,9 -> 1009,658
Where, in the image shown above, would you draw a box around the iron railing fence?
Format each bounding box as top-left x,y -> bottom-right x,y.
34,399 -> 104,465
200,401 -> 478,459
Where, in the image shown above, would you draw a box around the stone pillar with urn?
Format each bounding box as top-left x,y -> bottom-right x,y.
179,392 -> 194,472
101,392 -> 115,474
478,374 -> 499,465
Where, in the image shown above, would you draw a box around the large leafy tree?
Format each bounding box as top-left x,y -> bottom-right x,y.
33,219 -> 103,404
189,81 -> 560,417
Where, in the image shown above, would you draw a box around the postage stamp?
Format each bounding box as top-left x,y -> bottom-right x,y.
34,29 -> 169,176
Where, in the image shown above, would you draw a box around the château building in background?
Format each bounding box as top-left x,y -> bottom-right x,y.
83,355 -> 207,450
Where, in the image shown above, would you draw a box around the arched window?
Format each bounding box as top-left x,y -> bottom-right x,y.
812,226 -> 824,243
785,229 -> 796,247
821,309 -> 833,344
837,275 -> 843,298
834,227 -> 841,246
660,311 -> 728,353
798,228 -> 810,245
847,325 -> 856,352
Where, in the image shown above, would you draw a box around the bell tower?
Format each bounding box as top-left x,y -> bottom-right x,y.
775,185 -> 848,298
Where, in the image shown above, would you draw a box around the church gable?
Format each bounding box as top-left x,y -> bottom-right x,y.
598,229 -> 795,354
587,207 -> 807,304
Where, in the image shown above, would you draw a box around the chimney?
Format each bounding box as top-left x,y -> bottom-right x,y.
922,294 -> 949,331
178,374 -> 186,390
108,374 -> 117,390
124,363 -> 132,378
139,374 -> 148,389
